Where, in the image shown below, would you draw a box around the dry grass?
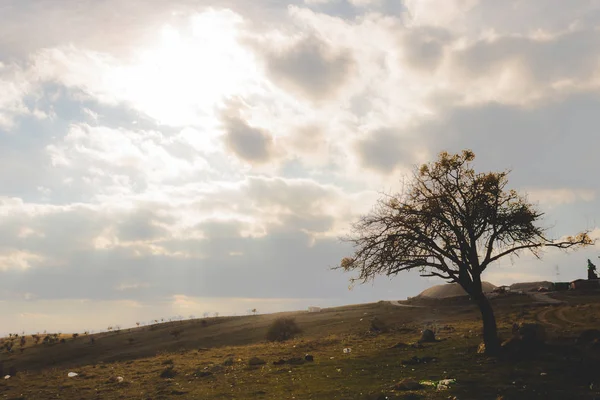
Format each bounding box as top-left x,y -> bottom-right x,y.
0,293 -> 599,399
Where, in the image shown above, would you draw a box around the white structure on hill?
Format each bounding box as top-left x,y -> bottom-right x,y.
308,306 -> 321,312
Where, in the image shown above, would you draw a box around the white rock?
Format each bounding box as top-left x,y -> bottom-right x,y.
4,375 -> 10,380
343,348 -> 352,354
117,376 -> 124,383
67,372 -> 78,378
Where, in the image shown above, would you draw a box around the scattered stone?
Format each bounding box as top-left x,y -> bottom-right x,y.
67,372 -> 78,378
477,342 -> 486,354
248,357 -> 266,366
394,378 -> 423,391
576,329 -> 600,345
419,329 -> 436,343
305,354 -> 314,362
436,378 -> 456,390
222,357 -> 234,366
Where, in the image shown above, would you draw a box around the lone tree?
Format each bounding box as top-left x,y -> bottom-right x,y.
338,150 -> 593,354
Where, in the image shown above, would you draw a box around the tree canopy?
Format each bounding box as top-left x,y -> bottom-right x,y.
339,150 -> 593,354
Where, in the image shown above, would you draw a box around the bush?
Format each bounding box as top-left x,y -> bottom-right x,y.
370,317 -> 388,333
266,317 -> 302,342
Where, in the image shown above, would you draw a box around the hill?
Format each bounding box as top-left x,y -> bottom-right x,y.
1,293 -> 600,399
417,282 -> 496,299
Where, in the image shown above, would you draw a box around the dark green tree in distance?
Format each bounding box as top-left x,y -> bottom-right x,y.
338,150 -> 593,354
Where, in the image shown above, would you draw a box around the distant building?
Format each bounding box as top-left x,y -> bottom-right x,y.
307,306 -> 322,313
570,279 -> 600,290
552,282 -> 570,291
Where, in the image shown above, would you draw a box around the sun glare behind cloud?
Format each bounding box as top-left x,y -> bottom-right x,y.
117,9 -> 259,126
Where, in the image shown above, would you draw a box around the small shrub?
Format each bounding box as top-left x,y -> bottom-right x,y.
159,367 -> 177,379
266,317 -> 302,342
170,329 -> 183,339
370,317 -> 388,333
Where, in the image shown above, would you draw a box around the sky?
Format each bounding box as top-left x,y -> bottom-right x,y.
1,0 -> 600,335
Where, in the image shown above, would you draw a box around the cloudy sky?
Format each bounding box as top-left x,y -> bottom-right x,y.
1,0 -> 600,335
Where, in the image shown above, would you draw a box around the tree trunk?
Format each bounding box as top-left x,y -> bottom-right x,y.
475,294 -> 501,355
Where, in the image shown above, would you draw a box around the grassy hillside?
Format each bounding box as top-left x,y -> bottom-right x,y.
1,293 -> 599,399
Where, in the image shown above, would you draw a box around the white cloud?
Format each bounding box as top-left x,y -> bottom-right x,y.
526,188 -> 596,207
0,251 -> 44,271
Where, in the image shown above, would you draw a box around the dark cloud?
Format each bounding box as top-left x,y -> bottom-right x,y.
399,27 -> 454,72
222,116 -> 274,163
261,35 -> 355,101
453,29 -> 600,84
409,91 -> 600,190
354,128 -> 423,173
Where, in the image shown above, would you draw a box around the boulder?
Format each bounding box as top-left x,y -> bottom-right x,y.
304,354 -> 314,362
420,329 -> 436,343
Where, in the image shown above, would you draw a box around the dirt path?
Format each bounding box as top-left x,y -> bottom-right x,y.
535,306 -> 563,328
528,292 -> 565,304
389,300 -> 425,308
554,306 -> 587,327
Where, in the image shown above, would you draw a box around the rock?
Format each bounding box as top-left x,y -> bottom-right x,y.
394,378 -> 423,391
576,329 -> 600,345
67,372 -> 78,378
420,329 -> 436,343
222,357 -> 234,366
273,359 -> 286,365
517,323 -> 546,344
305,354 -> 314,362
248,357 -> 266,366
477,342 -> 486,354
